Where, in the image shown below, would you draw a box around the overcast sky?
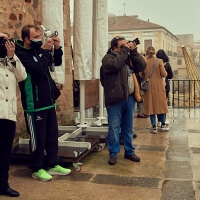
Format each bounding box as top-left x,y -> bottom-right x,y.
108,0 -> 200,41
70,0 -> 200,41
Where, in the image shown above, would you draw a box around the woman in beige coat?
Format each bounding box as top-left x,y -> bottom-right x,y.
0,33 -> 26,197
143,46 -> 168,134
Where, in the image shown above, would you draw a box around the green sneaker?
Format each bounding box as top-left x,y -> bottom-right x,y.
47,165 -> 71,176
32,169 -> 52,181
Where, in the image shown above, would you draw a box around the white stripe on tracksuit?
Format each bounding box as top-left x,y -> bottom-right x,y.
26,113 -> 36,152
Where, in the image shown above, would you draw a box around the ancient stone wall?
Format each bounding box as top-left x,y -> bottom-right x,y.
0,0 -> 41,39
0,0 -> 74,140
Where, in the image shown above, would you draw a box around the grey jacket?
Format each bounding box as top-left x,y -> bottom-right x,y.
100,47 -> 146,106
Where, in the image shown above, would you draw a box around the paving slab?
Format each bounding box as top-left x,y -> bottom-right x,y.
2,108 -> 200,200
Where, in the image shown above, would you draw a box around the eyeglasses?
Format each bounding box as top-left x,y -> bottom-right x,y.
111,36 -> 125,48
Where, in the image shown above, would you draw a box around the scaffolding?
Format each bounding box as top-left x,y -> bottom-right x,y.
174,46 -> 200,106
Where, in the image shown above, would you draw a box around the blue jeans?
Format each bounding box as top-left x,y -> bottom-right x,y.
157,113 -> 166,122
150,114 -> 166,126
106,95 -> 135,157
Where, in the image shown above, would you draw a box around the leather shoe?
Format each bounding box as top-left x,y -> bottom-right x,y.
124,154 -> 140,162
133,134 -> 137,138
108,157 -> 117,165
0,187 -> 20,197
137,114 -> 148,118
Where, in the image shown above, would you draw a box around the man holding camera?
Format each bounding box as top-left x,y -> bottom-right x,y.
15,25 -> 71,181
100,36 -> 146,165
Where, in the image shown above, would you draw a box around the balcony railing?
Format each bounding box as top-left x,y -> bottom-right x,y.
169,79 -> 200,108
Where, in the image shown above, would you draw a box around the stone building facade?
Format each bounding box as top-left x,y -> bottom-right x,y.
0,0 -> 74,140
108,15 -> 178,78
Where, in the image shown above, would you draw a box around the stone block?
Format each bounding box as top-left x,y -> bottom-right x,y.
9,13 -> 17,20
33,0 -> 38,8
19,14 -> 23,20
15,22 -> 22,28
8,22 -> 14,28
0,6 -> 7,12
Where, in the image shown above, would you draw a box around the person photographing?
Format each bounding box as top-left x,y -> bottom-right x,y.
15,25 -> 71,182
100,36 -> 146,165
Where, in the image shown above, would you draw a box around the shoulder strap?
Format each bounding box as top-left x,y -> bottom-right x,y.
147,58 -> 158,80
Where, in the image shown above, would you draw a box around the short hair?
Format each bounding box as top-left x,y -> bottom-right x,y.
111,36 -> 125,49
21,25 -> 40,41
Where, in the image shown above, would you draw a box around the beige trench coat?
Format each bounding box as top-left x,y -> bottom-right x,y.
143,57 -> 168,115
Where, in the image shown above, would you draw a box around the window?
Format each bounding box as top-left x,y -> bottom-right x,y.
144,40 -> 152,50
108,41 -> 111,48
177,59 -> 182,65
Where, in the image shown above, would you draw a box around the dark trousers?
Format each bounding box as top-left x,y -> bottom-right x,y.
0,119 -> 16,189
24,107 -> 59,172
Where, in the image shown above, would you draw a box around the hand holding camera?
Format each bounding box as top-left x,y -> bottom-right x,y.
127,41 -> 137,50
0,32 -> 8,40
5,40 -> 15,59
43,38 -> 54,50
127,38 -> 140,50
51,36 -> 60,49
40,25 -> 60,50
0,34 -> 15,58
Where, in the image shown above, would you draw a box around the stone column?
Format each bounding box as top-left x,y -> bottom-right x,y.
41,0 -> 65,84
92,0 -> 108,119
73,0 -> 93,80
41,0 -> 74,125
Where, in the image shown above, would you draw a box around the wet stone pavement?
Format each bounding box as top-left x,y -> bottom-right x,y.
2,108 -> 200,200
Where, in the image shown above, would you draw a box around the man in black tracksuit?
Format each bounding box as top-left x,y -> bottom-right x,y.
15,25 -> 71,181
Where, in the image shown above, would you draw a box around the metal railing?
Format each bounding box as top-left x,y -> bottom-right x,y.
169,79 -> 200,108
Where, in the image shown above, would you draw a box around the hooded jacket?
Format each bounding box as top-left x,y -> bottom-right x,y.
100,47 -> 146,106
15,40 -> 63,112
156,49 -> 173,91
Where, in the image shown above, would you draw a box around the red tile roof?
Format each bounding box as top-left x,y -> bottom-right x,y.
109,15 -> 163,31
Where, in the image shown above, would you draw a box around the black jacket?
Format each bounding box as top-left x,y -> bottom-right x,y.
15,40 -> 63,112
100,47 -> 146,106
156,49 -> 173,91
164,62 -> 173,91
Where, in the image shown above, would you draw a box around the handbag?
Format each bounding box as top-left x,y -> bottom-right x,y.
140,58 -> 158,92
132,73 -> 143,102
141,80 -> 149,92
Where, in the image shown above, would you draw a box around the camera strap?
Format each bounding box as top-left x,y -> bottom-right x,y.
147,58 -> 158,81
50,45 -> 55,72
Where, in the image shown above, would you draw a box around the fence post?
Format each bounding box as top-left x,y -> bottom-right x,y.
169,79 -> 173,110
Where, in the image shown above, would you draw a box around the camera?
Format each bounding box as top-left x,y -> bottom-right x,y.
40,25 -> 58,38
128,38 -> 140,45
40,25 -> 59,72
44,29 -> 58,38
0,37 -> 15,46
